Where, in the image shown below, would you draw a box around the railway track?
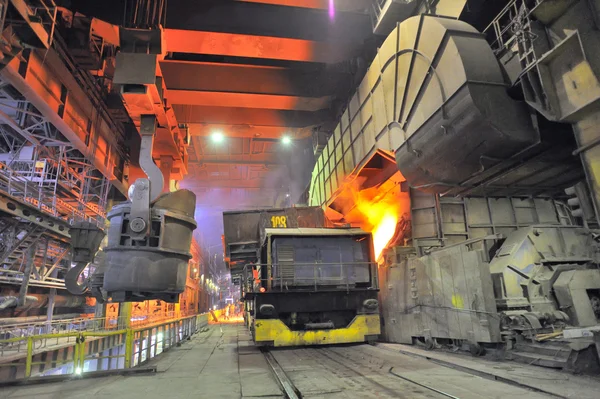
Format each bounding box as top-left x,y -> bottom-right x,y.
263,344 -> 555,399
263,345 -> 458,399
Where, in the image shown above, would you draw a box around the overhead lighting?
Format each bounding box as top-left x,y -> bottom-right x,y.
281,136 -> 292,145
211,131 -> 224,143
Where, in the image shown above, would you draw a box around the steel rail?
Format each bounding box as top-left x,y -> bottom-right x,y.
261,348 -> 302,399
320,346 -> 459,399
388,368 -> 460,399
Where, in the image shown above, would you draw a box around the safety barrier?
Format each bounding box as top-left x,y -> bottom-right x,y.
0,313 -> 209,382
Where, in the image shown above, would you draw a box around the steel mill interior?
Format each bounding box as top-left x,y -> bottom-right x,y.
2,0 -> 600,398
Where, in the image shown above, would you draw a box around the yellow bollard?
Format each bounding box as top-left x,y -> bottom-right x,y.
25,337 -> 33,378
73,342 -> 79,374
78,336 -> 86,372
124,329 -> 133,368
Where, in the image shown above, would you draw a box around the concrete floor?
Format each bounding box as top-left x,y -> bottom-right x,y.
2,324 -> 600,398
1,324 -> 282,399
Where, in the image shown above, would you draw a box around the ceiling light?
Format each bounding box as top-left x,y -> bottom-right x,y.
211,131 -> 224,143
281,136 -> 292,145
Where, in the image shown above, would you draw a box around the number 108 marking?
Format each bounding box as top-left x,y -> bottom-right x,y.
271,216 -> 287,228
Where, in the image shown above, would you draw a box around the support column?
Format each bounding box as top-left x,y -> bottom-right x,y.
18,242 -> 38,306
45,288 -> 56,333
118,302 -> 133,329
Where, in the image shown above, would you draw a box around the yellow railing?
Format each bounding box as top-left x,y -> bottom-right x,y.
0,313 -> 209,381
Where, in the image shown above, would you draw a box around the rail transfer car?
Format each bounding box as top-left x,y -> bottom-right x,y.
223,207 -> 380,347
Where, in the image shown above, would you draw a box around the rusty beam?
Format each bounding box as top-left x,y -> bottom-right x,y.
160,60 -> 349,98
173,105 -> 331,127
168,90 -> 330,111
187,124 -> 308,139
164,29 -> 356,63
235,0 -> 372,11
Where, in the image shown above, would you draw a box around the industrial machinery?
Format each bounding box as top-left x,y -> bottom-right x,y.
307,5 -> 600,371
223,207 -> 380,346
66,115 -> 197,303
381,225 -> 600,342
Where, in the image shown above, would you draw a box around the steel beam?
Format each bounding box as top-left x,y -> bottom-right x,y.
163,1 -> 372,42
173,105 -> 331,127
164,29 -> 357,63
168,90 -> 330,111
187,124 -> 307,139
0,51 -> 128,195
0,191 -> 71,238
182,180 -> 271,189
235,0 -> 372,11
160,60 -> 347,98
195,159 -> 283,166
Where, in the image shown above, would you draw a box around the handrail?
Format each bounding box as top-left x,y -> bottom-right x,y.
0,161 -> 106,225
0,313 -> 210,381
242,262 -> 379,293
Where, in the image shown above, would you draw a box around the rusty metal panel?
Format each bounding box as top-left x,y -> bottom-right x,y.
386,243 -> 501,344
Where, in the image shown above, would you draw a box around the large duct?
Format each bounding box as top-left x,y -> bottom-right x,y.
390,16 -> 538,194
309,15 -> 579,208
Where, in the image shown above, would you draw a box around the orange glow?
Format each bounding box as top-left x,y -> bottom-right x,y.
354,191 -> 400,260
327,170 -> 411,261
371,211 -> 399,259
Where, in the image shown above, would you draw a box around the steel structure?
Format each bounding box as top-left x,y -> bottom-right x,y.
0,0 -> 117,296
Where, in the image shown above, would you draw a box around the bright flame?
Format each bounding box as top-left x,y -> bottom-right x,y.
354,192 -> 399,260
372,211 -> 398,260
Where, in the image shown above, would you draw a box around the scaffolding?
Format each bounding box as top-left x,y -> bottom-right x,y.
0,30 -> 109,291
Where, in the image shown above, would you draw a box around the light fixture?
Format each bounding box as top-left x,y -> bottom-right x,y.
211,131 -> 224,143
281,136 -> 292,145
75,367 -> 82,375
193,268 -> 198,273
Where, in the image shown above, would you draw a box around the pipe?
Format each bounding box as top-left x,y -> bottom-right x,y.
0,294 -> 86,310
0,295 -> 38,310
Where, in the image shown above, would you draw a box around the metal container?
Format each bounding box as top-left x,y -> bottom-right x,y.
102,189 -> 197,302
223,206 -> 329,274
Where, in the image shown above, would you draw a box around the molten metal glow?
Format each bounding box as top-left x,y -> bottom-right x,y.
372,211 -> 398,260
355,194 -> 399,260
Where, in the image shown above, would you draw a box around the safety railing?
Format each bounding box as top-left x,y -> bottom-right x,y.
483,0 -> 540,54
0,162 -> 106,226
0,313 -> 209,381
243,262 -> 379,293
0,311 -> 191,348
